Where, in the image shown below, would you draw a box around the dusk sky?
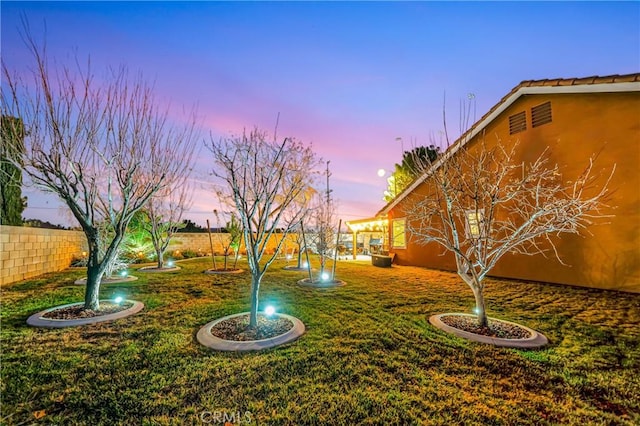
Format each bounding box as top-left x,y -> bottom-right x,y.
2,1 -> 639,228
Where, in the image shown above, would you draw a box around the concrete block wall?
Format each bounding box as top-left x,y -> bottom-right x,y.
166,233 -> 298,256
0,226 -> 299,285
0,225 -> 87,286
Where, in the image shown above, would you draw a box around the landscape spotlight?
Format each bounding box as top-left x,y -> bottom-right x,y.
120,270 -> 128,277
321,272 -> 330,281
167,260 -> 175,267
265,305 -> 276,317
114,296 -> 124,304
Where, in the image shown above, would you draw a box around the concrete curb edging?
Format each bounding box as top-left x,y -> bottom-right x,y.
297,278 -> 346,288
138,266 -> 181,272
73,276 -> 139,285
203,269 -> 244,275
27,300 -> 144,328
283,266 -> 314,272
429,313 -> 549,349
197,312 -> 305,351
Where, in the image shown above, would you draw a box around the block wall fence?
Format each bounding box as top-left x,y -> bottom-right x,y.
0,225 -> 298,286
0,225 -> 87,286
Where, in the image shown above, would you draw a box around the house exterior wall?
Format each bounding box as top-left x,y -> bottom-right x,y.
388,91 -> 640,293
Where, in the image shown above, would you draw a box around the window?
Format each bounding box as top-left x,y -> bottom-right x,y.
531,101 -> 552,127
465,210 -> 484,238
508,111 -> 527,135
391,218 -> 406,249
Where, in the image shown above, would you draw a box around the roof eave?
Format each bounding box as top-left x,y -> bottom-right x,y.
377,80 -> 640,217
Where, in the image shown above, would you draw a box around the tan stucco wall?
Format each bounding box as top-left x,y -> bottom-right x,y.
389,91 -> 640,293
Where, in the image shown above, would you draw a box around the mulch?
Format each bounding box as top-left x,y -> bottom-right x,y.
440,314 -> 532,339
210,314 -> 293,341
42,302 -> 134,320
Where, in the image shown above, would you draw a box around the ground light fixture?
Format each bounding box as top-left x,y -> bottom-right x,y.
264,306 -> 276,317
321,272 -> 330,281
120,270 -> 128,277
114,296 -> 124,304
302,261 -> 308,268
167,260 -> 175,267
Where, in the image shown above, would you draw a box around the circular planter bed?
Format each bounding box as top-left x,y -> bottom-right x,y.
73,275 -> 138,285
297,278 -> 346,288
138,265 -> 181,272
283,265 -> 312,271
197,312 -> 305,351
27,300 -> 144,328
429,313 -> 548,349
204,268 -> 244,275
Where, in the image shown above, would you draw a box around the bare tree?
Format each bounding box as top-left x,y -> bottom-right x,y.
210,209 -> 242,271
404,140 -> 613,327
141,170 -> 195,269
1,35 -> 198,310
308,191 -> 336,281
209,128 -> 320,328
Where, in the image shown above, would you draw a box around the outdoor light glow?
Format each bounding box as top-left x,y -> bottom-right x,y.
286,254 -> 292,260
167,260 -> 175,267
81,251 -> 87,257
302,261 -> 308,268
473,307 -> 480,315
265,305 -> 276,316
114,296 -> 123,304
377,168 -> 386,177
120,270 -> 128,277
321,272 -> 330,281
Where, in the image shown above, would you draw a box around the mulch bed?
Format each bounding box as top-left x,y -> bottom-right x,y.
440,314 -> 532,339
42,302 -> 134,320
210,314 -> 294,341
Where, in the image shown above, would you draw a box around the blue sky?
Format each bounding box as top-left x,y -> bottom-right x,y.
2,1 -> 639,227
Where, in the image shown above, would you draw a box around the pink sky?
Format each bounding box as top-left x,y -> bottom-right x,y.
3,2 -> 638,228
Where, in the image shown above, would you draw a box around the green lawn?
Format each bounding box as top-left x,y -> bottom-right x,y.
1,258 -> 639,425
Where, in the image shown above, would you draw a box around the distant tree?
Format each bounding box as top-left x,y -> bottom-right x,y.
308,162 -> 337,281
209,128 -> 320,328
141,171 -> 194,269
22,218 -> 68,230
308,194 -> 336,280
404,140 -> 613,327
178,219 -> 208,233
221,212 -> 243,270
1,34 -> 198,310
384,145 -> 440,202
0,116 -> 27,225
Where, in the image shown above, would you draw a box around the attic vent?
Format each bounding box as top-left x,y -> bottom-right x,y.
508,111 -> 527,135
531,101 -> 552,127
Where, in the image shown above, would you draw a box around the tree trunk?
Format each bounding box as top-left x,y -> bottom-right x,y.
296,246 -> 303,268
249,273 -> 262,328
471,285 -> 488,328
156,246 -> 164,269
233,247 -> 239,269
84,236 -> 103,310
